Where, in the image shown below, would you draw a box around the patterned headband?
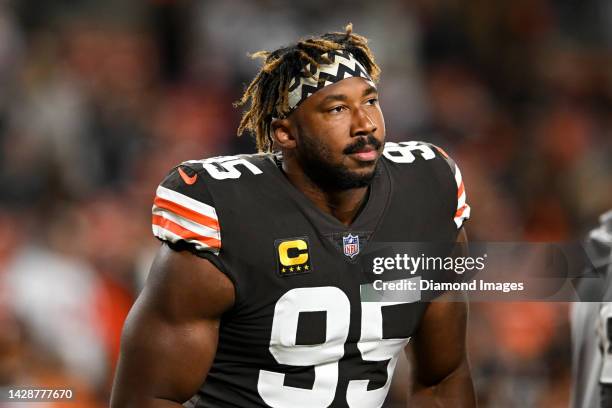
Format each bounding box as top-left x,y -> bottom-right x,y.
285,50 -> 375,113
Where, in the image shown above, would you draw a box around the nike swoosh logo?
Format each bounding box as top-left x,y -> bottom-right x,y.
178,167 -> 197,185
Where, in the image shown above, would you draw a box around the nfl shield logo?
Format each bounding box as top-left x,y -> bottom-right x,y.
343,234 -> 360,258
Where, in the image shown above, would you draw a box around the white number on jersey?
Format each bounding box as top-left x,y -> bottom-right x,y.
187,156 -> 263,180
383,141 -> 436,164
258,287 -> 350,408
257,285 -> 418,408
346,300 -> 411,407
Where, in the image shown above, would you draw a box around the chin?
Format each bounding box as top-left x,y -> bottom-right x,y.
339,167 -> 377,189
349,165 -> 376,177
349,158 -> 379,174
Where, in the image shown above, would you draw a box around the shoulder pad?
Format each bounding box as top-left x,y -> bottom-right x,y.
152,163 -> 221,255
383,141 -> 470,229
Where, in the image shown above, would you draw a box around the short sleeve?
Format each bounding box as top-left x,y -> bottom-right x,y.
151,164 -> 222,255
431,145 -> 471,230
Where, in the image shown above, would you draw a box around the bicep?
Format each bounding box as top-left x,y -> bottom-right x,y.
111,245 -> 234,407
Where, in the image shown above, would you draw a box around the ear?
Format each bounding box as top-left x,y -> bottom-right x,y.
271,118 -> 296,150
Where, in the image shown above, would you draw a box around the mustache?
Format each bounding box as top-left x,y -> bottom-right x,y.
343,135 -> 382,155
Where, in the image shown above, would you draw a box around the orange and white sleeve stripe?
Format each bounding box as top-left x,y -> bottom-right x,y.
453,164 -> 470,229
151,185 -> 221,254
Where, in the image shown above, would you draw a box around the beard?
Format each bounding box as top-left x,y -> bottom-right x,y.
295,131 -> 382,191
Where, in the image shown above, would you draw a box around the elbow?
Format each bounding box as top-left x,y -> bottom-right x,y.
409,359 -> 476,407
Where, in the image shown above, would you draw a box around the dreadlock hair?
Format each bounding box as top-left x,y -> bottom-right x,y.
235,23 -> 381,152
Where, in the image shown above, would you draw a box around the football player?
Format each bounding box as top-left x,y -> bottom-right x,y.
111,25 -> 475,407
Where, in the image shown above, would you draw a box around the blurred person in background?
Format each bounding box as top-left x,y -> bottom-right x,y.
0,207 -> 105,407
571,210 -> 612,408
111,24 -> 475,407
2,206 -> 108,392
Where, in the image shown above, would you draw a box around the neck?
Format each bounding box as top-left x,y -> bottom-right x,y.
281,160 -> 369,226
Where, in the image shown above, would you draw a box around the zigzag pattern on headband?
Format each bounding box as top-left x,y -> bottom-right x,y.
286,50 -> 374,111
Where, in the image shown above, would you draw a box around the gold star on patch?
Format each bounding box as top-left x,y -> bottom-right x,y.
296,266 -> 301,271
304,265 -> 309,270
289,267 -> 294,272
281,268 -> 286,273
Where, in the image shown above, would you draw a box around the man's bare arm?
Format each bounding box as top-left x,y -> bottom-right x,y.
110,244 -> 235,407
406,294 -> 475,407
405,228 -> 476,407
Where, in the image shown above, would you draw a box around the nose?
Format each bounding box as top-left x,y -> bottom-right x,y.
351,107 -> 377,137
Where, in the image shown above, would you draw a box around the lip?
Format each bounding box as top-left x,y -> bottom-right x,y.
349,146 -> 379,162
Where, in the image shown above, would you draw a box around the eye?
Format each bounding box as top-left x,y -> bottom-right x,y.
366,97 -> 379,105
328,105 -> 347,114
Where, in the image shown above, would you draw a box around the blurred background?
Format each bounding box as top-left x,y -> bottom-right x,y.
0,0 -> 611,406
